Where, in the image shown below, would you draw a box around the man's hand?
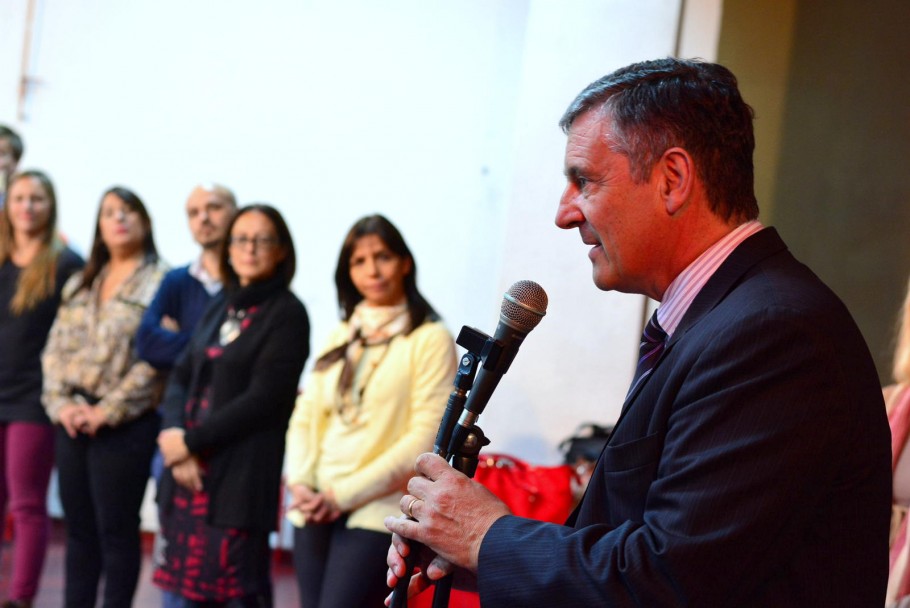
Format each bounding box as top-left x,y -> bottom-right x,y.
384,531 -> 458,604
158,427 -> 190,466
384,453 -> 511,573
160,315 -> 180,332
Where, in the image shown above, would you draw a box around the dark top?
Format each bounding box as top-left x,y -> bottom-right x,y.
158,275 -> 310,531
0,247 -> 84,423
478,228 -> 891,607
137,265 -> 219,370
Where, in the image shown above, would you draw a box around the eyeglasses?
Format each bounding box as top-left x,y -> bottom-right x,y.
229,235 -> 280,250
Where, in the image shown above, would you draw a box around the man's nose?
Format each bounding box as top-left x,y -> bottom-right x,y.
555,187 -> 582,229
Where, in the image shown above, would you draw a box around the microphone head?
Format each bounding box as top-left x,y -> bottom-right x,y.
500,280 -> 548,333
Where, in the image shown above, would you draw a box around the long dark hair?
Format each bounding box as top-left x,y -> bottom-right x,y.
334,214 -> 435,331
76,186 -> 157,294
219,204 -> 296,289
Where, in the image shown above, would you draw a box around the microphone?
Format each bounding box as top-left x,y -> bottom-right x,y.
390,280 -> 548,608
446,280 -> 548,455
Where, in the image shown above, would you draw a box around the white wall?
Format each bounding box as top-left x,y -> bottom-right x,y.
488,0 -> 685,458
1,0 -> 720,475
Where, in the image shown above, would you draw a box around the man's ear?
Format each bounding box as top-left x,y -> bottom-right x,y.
658,147 -> 694,215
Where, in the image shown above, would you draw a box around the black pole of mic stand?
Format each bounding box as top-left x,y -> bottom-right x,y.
390,421 -> 488,608
390,332 -> 485,608
430,424 -> 488,608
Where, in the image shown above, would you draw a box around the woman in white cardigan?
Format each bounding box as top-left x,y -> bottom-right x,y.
285,214 -> 456,608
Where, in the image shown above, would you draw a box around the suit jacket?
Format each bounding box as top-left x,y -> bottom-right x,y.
478,228 -> 891,606
157,278 -> 310,532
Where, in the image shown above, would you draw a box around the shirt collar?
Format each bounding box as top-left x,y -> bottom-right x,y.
657,220 -> 764,337
189,256 -> 223,296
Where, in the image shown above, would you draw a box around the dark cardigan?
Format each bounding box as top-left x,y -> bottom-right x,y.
157,277 -> 310,531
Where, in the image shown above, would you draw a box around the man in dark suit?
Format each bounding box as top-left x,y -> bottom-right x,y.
385,58 -> 891,606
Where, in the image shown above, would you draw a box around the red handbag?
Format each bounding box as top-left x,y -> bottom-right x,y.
472,453 -> 575,524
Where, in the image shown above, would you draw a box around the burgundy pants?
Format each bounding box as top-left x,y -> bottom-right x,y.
0,421 -> 55,601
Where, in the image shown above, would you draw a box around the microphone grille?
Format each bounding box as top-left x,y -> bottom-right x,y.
501,280 -> 548,332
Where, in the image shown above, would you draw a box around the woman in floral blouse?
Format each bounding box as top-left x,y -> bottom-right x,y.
41,186 -> 166,608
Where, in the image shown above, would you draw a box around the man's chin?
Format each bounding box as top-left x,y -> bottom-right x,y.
590,261 -> 618,292
198,238 -> 224,250
591,272 -> 616,292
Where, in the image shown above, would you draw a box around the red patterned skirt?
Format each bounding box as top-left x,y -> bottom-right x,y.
153,481 -> 271,602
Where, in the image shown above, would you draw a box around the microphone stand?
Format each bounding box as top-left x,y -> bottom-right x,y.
390,327 -> 495,608
430,421 -> 488,608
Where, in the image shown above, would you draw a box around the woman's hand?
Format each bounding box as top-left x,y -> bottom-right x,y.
58,404 -> 86,438
77,404 -> 109,437
287,484 -> 342,524
311,488 -> 342,524
287,483 -> 318,513
172,456 -> 204,492
158,428 -> 191,466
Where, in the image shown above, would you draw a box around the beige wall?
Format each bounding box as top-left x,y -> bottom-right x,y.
717,0 -> 798,224
718,0 -> 910,383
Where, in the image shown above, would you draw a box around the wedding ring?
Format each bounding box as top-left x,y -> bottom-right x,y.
406,497 -> 421,519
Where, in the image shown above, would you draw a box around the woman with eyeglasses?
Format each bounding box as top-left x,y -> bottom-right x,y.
154,204 -> 310,608
284,214 -> 455,608
0,171 -> 83,608
41,185 -> 166,608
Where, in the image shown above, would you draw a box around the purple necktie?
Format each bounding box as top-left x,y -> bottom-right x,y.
626,311 -> 667,398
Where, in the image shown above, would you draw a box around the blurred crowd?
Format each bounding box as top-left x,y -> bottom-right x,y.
0,123 -> 461,608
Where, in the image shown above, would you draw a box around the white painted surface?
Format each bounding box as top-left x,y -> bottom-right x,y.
6,0 -> 721,538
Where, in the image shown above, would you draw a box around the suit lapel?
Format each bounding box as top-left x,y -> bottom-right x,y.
612,228 -> 789,429
671,227 -> 787,341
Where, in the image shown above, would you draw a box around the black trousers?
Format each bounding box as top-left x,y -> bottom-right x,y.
293,515 -> 392,608
55,411 -> 158,608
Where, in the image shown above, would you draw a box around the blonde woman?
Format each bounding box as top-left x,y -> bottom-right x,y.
0,171 -> 82,608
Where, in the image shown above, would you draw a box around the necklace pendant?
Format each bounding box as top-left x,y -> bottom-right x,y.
219,308 -> 246,346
